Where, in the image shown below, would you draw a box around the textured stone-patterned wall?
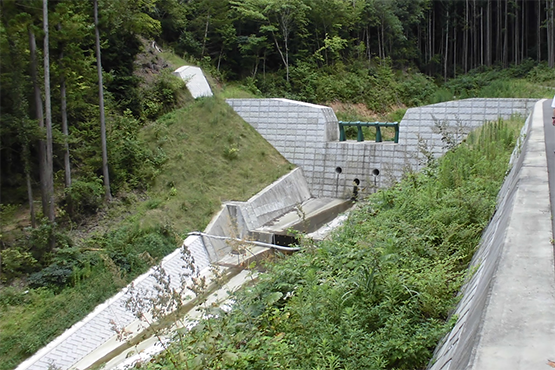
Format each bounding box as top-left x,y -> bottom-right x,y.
400,98 -> 537,157
227,98 -> 537,199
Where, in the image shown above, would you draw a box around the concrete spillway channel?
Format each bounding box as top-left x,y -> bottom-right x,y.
17,169 -> 352,370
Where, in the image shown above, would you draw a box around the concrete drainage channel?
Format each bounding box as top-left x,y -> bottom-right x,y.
17,168 -> 352,370
88,168 -> 351,370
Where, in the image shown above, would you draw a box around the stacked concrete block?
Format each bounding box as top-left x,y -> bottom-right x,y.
399,98 -> 537,158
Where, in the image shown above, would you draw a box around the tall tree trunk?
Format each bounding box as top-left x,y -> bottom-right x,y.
43,0 -> 55,222
546,0 -> 555,68
500,0 -> 503,63
58,24 -> 71,190
503,0 -> 509,67
520,0 -> 529,62
453,8 -> 457,79
94,0 -> 112,202
0,5 -> 36,228
444,10 -> 449,82
514,1 -> 518,64
464,0 -> 469,73
486,0 -> 492,66
201,11 -> 210,57
538,0 -> 542,62
28,28 -> 51,221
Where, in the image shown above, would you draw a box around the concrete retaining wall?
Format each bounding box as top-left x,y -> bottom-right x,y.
227,98 -> 536,199
427,106 -> 533,370
203,168 -> 312,258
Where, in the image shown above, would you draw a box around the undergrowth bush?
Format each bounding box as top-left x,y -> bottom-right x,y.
146,117 -> 522,370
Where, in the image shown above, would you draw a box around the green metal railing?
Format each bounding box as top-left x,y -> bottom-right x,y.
338,121 -> 399,143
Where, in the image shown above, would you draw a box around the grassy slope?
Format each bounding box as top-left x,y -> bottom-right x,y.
136,96 -> 292,235
0,91 -> 290,369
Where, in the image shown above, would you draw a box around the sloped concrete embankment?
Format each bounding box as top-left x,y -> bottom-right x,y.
428,100 -> 555,369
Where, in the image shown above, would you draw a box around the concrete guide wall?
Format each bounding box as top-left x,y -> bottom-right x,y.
16,236 -> 211,370
203,168 -> 312,258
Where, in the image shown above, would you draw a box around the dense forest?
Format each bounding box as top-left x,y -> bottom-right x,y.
2,0 -> 555,224
2,0 -> 555,283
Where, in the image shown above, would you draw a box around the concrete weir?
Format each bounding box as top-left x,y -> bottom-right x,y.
227,98 -> 536,198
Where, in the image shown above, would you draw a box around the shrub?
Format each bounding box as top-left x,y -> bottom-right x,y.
28,264 -> 74,290
64,178 -> 104,218
0,248 -> 37,280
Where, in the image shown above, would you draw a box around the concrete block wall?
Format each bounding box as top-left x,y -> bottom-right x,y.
228,98 -> 536,200
400,98 -> 537,157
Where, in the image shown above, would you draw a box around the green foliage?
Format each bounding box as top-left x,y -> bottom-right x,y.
28,264 -> 74,290
145,117 -> 522,369
397,72 -> 437,107
262,60 -> 434,112
440,64 -> 555,100
0,248 -> 37,280
139,69 -> 189,121
108,111 -> 168,193
64,178 -> 104,217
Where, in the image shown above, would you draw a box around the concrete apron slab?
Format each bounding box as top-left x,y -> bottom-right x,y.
254,197 -> 352,236
468,100 -> 555,369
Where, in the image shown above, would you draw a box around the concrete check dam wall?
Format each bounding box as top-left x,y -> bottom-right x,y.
227,98 -> 536,199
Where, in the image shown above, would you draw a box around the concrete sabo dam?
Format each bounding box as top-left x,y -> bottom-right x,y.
17,97 -> 555,370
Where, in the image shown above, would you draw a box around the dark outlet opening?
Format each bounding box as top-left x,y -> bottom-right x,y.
273,234 -> 300,247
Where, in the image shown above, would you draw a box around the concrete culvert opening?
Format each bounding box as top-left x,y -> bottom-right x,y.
335,167 -> 343,174
372,168 -> 380,176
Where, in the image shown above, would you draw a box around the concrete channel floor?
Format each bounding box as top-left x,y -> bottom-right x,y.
467,99 -> 555,369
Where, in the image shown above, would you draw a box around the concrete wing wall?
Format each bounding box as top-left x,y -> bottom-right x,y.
203,168 -> 312,259
172,66 -> 213,98
400,98 -> 537,157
